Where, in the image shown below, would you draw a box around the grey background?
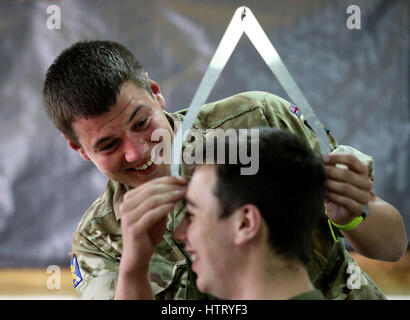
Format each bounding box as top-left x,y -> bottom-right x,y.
0,0 -> 408,268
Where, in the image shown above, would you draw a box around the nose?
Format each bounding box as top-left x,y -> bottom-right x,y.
123,136 -> 148,163
173,216 -> 189,244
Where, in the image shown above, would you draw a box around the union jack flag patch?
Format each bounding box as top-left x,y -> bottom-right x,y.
289,105 -> 301,117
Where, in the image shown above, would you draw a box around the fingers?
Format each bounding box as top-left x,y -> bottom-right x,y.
325,179 -> 371,204
121,184 -> 184,213
120,176 -> 187,213
325,191 -> 365,217
124,187 -> 186,224
323,153 -> 368,175
123,176 -> 187,202
323,153 -> 373,219
132,202 -> 175,236
120,175 -> 188,229
324,165 -> 373,191
323,154 -> 373,191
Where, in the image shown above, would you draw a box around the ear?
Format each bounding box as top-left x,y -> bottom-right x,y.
61,133 -> 90,161
233,204 -> 262,246
149,79 -> 166,109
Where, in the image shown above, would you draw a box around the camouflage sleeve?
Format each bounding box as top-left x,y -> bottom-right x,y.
260,93 -> 375,180
70,230 -> 119,300
260,92 -> 338,152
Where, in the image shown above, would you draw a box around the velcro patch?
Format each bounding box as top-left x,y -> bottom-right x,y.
70,255 -> 83,288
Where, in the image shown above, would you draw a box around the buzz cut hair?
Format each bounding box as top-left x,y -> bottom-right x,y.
43,40 -> 151,145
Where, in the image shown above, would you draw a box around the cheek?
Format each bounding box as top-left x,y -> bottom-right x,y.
94,154 -> 123,175
186,223 -> 208,253
186,225 -> 201,246
212,223 -> 235,253
150,113 -> 173,138
196,225 -> 222,256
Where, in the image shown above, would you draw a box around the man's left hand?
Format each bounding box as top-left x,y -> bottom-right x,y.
322,153 -> 373,226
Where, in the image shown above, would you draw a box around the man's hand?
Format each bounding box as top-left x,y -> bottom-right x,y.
322,153 -> 373,225
119,176 -> 187,274
115,176 -> 188,300
322,153 -> 407,262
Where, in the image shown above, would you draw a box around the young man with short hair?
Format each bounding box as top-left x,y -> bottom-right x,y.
173,128 -> 326,299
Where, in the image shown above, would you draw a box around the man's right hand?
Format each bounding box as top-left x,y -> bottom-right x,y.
115,176 -> 187,299
119,176 -> 188,274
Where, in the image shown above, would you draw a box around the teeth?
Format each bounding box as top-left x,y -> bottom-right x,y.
134,154 -> 155,171
190,253 -> 197,262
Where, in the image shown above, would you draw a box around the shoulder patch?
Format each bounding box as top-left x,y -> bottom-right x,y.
70,255 -> 83,288
289,105 -> 301,117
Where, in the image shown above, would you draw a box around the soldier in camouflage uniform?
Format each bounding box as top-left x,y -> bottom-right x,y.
43,40 -> 407,300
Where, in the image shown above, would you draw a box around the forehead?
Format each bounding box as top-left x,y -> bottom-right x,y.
116,81 -> 151,104
187,165 -> 217,203
72,82 -> 154,144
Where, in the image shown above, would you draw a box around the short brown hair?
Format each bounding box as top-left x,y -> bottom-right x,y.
43,40 -> 151,145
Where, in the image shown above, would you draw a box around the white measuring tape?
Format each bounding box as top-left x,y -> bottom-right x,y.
170,6 -> 330,176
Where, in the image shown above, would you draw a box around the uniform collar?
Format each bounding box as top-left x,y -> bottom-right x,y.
112,182 -> 132,221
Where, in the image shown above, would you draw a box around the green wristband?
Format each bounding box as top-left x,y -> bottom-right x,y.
330,214 -> 365,231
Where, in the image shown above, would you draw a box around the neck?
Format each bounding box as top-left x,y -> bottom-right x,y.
226,251 -> 314,300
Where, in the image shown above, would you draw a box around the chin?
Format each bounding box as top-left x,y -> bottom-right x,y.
199,284 -> 222,299
196,280 -> 206,294
196,277 -> 212,297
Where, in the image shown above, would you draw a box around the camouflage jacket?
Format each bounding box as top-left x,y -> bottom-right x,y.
289,289 -> 326,300
69,91 -> 385,300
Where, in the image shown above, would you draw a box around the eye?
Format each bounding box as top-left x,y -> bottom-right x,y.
185,211 -> 194,224
100,140 -> 117,152
133,117 -> 149,130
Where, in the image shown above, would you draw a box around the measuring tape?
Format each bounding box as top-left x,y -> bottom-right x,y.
170,6 -> 330,176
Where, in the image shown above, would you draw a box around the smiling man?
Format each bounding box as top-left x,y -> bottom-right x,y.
42,40 -> 407,300
68,81 -> 173,186
173,128 -> 326,299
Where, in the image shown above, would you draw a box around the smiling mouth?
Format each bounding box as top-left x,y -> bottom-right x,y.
127,153 -> 155,172
186,250 -> 197,262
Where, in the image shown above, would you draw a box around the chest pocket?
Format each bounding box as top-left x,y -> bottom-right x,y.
149,232 -> 189,298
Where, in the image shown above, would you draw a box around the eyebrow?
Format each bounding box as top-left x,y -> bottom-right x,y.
185,196 -> 197,209
126,104 -> 144,125
93,136 -> 112,150
92,104 -> 144,150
